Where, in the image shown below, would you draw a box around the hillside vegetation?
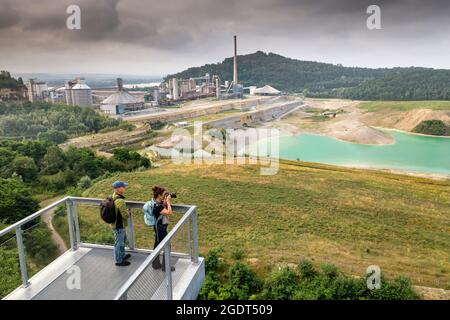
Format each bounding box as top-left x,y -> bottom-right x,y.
0,101 -> 129,142
83,161 -> 450,289
166,51 -> 450,100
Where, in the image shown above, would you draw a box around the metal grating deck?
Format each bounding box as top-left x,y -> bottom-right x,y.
5,246 -> 194,300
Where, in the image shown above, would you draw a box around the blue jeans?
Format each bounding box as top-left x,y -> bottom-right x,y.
113,228 -> 127,263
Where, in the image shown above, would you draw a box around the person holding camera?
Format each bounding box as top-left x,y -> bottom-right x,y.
151,186 -> 175,271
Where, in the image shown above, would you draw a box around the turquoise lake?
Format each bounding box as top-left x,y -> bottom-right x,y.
258,130 -> 450,175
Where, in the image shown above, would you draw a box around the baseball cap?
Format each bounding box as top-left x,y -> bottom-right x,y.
112,181 -> 129,188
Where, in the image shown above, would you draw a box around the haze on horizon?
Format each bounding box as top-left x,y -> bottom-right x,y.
2,0 -> 450,77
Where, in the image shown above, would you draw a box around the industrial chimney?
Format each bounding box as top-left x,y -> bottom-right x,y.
117,78 -> 123,91
233,35 -> 238,86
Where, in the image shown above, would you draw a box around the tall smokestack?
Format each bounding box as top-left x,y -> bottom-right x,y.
233,35 -> 238,86
117,78 -> 123,91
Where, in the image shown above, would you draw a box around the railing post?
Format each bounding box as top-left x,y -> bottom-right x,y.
186,216 -> 192,261
66,199 -> 77,250
73,203 -> 81,245
164,242 -> 173,300
191,207 -> 199,264
15,226 -> 29,288
127,208 -> 135,250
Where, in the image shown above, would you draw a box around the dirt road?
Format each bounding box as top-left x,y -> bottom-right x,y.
40,197 -> 68,255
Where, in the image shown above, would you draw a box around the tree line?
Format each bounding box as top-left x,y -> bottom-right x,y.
0,101 -> 131,142
0,140 -> 151,224
166,51 -> 450,101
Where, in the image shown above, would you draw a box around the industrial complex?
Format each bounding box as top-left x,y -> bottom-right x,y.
20,36 -> 284,123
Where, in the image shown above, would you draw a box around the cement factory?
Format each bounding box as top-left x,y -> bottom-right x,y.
23,36 -> 284,118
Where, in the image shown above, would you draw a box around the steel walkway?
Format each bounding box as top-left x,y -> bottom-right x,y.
1,197 -> 205,300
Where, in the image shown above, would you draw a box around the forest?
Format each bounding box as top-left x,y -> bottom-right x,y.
166,51 -> 450,101
0,101 -> 132,142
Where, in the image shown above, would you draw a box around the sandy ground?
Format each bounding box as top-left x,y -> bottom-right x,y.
361,108 -> 450,131
272,99 -> 395,145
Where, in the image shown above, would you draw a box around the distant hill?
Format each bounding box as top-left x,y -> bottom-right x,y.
165,51 -> 450,101
0,71 -> 26,101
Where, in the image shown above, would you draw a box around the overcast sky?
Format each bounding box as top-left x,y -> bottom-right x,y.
2,0 -> 450,77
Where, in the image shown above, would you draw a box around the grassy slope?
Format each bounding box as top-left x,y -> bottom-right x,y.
359,101 -> 450,112
84,160 -> 450,288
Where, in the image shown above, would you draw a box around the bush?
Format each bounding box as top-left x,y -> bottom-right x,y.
0,247 -> 21,298
198,274 -> 222,300
231,247 -> 246,261
205,247 -> 225,273
413,120 -> 450,136
298,259 -> 317,279
260,267 -> 299,299
2,156 -> 38,182
23,224 -> 58,268
228,262 -> 261,298
368,276 -> 419,300
77,176 -> 93,190
321,263 -> 340,280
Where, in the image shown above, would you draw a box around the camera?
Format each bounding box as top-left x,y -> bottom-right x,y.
164,191 -> 177,198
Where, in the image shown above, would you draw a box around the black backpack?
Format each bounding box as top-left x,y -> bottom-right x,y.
100,196 -> 116,224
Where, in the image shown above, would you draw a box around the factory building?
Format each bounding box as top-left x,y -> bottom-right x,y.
27,79 -> 49,102
165,74 -> 219,101
64,78 -> 93,106
100,78 -> 145,115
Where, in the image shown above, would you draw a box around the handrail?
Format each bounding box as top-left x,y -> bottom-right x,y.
113,205 -> 197,300
0,196 -> 70,238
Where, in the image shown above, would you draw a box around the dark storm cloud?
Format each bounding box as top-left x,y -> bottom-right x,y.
0,0 -> 19,28
2,0 -> 450,74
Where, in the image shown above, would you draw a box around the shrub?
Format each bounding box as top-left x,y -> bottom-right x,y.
231,247 -> 246,261
77,176 -> 93,190
205,247 -> 225,273
23,224 -> 58,268
298,259 -> 317,279
228,262 -> 261,298
198,274 -> 222,300
321,263 -> 340,280
260,267 -> 299,299
368,276 -> 419,300
413,120 -> 450,136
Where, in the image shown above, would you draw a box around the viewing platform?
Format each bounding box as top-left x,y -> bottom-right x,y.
0,197 -> 204,300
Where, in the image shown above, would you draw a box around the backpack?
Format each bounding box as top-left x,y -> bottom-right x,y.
143,199 -> 162,227
100,196 -> 117,224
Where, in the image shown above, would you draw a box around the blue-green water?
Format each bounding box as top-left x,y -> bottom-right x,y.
259,130 -> 450,175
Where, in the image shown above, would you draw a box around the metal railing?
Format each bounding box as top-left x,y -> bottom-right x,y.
0,196 -> 199,300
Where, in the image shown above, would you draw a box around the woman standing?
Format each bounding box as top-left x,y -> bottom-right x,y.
151,186 -> 175,272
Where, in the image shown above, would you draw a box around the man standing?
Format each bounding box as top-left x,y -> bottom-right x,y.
111,181 -> 131,266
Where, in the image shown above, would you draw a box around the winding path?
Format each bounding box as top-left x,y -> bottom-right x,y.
40,197 -> 68,255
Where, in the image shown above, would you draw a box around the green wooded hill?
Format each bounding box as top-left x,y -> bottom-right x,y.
165,51 -> 450,100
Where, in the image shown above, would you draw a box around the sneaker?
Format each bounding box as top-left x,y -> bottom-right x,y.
152,262 -> 162,270
115,261 -> 131,266
124,254 -> 131,260
162,266 -> 176,272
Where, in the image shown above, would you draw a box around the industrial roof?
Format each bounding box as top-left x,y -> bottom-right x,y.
102,90 -> 138,105
254,85 -> 280,94
71,83 -> 92,90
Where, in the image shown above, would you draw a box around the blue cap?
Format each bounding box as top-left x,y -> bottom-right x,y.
112,181 -> 128,189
